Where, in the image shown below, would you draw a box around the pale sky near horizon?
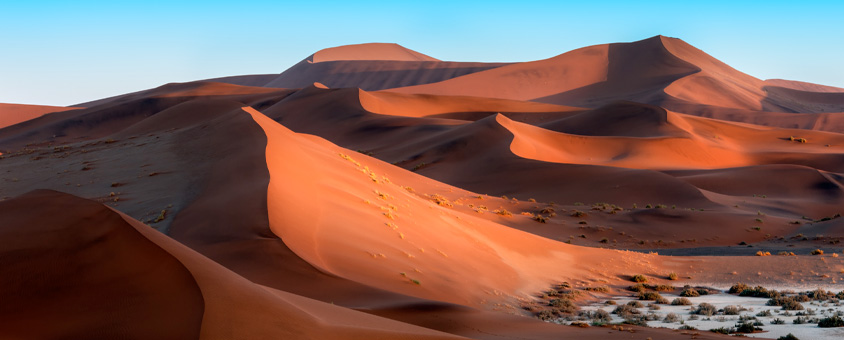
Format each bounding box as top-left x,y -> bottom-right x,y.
1,1 -> 842,106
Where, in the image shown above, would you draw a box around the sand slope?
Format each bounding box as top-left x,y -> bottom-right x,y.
0,190 -> 466,339
3,36 -> 844,340
0,103 -> 80,129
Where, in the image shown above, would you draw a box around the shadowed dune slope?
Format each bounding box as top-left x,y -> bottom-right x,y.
0,190 -> 466,340
765,79 -> 844,93
0,190 -> 205,339
0,82 -> 293,150
540,101 -> 690,137
263,59 -> 508,91
263,42 -> 506,91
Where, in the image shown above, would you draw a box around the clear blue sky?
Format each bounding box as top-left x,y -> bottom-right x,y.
2,1 -> 843,106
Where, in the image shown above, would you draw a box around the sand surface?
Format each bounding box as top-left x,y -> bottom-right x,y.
2,36 -> 843,339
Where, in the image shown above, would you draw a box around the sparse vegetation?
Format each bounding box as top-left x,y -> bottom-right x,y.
153,210 -> 166,223
680,288 -> 700,297
767,296 -> 805,310
494,209 -> 512,216
584,286 -> 609,293
667,272 -> 678,281
811,249 -> 824,255
638,291 -> 663,301
671,297 -> 692,306
818,315 -> 844,327
631,274 -> 648,283
693,303 -> 717,316
663,312 -> 680,323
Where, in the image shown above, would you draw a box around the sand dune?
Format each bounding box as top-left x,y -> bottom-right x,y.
311,43 -> 440,63
0,190 -> 465,339
766,78 -> 844,93
0,103 -> 80,129
3,36 -> 844,340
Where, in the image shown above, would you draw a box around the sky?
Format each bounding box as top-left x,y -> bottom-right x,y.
1,1 -> 843,106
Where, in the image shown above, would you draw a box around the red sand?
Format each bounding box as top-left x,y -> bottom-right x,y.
2,36 -> 843,339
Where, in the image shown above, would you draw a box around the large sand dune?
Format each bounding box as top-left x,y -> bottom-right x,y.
2,36 -> 844,339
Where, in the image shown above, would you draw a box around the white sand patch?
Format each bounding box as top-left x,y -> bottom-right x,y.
579,292 -> 844,340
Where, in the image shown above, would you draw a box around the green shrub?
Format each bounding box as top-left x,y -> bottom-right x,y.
818,315 -> 844,327
734,321 -> 761,333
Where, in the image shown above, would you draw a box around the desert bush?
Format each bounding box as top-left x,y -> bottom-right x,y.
631,274 -> 648,283
680,288 -> 700,297
549,298 -> 579,314
621,315 -> 648,326
584,286 -> 609,293
628,283 -> 648,293
777,334 -> 799,340
771,318 -> 786,324
811,249 -> 824,255
654,284 -> 673,292
709,326 -> 733,334
668,272 -> 678,280
671,297 -> 692,306
663,312 -> 681,323
626,301 -> 643,308
536,310 -> 555,321
570,210 -> 587,217
613,304 -> 641,318
693,303 -> 717,316
767,296 -> 804,310
757,310 -> 773,317
588,309 -> 612,323
818,315 -> 844,327
729,283 -> 750,294
793,316 -> 818,324
734,321 -> 761,333
494,209 -> 512,216
733,284 -> 778,298
654,296 -> 669,304
638,291 -> 663,301
723,305 -> 740,315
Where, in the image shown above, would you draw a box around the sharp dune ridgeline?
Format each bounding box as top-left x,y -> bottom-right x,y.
1,36 -> 844,339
